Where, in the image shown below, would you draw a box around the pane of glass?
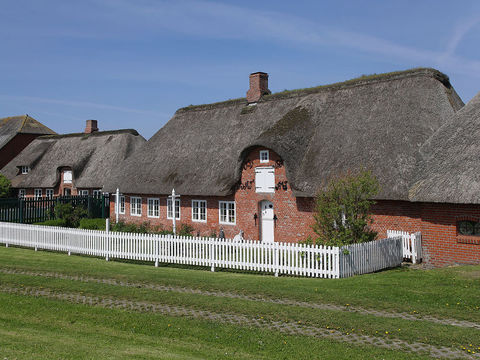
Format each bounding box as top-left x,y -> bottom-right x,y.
459,221 -> 474,235
474,222 -> 480,236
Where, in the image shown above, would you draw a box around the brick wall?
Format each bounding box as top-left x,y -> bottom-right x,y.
111,148 -> 479,267
418,202 -> 480,267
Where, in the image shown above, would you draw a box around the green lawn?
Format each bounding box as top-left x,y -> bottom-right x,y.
0,246 -> 478,359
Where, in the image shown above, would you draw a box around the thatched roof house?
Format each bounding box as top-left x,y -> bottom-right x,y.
0,115 -> 56,169
104,68 -> 463,201
410,91 -> 480,204
2,122 -> 145,192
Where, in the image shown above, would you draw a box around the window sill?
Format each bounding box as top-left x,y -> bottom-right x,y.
457,236 -> 480,245
147,215 -> 160,219
131,213 -> 142,217
192,219 -> 207,223
219,222 -> 236,226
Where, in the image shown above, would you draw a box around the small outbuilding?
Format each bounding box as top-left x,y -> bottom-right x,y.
1,120 -> 146,198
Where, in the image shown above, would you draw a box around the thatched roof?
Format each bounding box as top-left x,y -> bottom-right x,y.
104,68 -> 463,200
410,92 -> 480,204
0,115 -> 56,150
1,129 -> 146,189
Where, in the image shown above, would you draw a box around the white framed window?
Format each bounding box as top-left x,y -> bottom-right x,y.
255,167 -> 275,193
148,198 -> 160,218
93,190 -> 102,197
18,189 -> 26,198
192,200 -> 207,222
219,201 -> 235,225
21,166 -> 29,174
259,150 -> 269,163
167,198 -> 180,220
63,170 -> 72,184
46,189 -> 54,198
130,197 -> 142,216
79,190 -> 89,196
119,195 -> 125,214
34,189 -> 42,199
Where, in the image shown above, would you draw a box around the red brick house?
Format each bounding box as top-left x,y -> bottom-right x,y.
1,120 -> 145,198
105,68 -> 479,267
0,115 -> 56,170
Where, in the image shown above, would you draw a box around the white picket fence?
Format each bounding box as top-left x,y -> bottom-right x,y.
386,230 -> 422,264
339,237 -> 403,277
0,221 -> 404,278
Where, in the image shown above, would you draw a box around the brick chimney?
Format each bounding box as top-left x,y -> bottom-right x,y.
85,120 -> 98,134
246,72 -> 271,103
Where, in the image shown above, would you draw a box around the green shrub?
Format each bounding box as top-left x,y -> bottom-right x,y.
55,203 -> 88,227
0,174 -> 11,198
178,223 -> 194,237
79,218 -> 107,230
111,221 -> 174,235
312,169 -> 379,247
35,219 -> 67,227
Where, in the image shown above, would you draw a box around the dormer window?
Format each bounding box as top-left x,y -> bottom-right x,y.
63,170 -> 72,184
260,150 -> 269,163
21,166 -> 29,174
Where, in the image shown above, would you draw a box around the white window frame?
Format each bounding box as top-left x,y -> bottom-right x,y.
219,201 -> 236,225
21,166 -> 29,174
93,190 -> 102,197
147,198 -> 160,218
130,197 -> 142,217
18,189 -> 26,198
255,166 -> 275,193
79,190 -> 89,196
259,150 -> 269,163
192,200 -> 207,223
119,195 -> 125,214
167,198 -> 180,220
34,189 -> 42,199
63,170 -> 72,184
46,189 -> 54,198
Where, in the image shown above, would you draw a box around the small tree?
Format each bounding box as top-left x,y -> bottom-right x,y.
0,174 -> 11,198
312,169 -> 379,247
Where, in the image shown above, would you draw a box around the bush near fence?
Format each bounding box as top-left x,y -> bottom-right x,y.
0,221 -> 407,278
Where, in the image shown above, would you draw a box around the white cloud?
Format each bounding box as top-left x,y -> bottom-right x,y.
0,95 -> 162,117
92,0 -> 480,77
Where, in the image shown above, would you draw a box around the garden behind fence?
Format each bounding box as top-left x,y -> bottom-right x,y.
0,195 -> 109,224
0,221 -> 417,278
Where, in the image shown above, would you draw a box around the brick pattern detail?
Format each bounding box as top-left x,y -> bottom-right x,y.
85,120 -> 98,134
246,72 -> 270,103
369,201 -> 480,267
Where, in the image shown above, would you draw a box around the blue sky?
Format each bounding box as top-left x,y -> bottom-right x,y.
1,0 -> 480,139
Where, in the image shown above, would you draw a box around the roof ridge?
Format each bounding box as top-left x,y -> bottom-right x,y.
18,114 -> 29,132
37,128 -> 139,140
176,67 -> 450,113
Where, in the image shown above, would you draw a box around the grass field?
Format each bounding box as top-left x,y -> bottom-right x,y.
0,246 -> 478,359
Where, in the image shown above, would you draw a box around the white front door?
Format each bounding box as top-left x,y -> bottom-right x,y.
260,200 -> 274,243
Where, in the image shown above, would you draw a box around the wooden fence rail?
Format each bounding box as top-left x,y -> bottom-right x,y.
0,222 -> 406,278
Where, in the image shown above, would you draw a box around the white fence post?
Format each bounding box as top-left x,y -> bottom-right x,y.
274,242 -> 279,277
105,218 -> 110,261
210,238 -> 215,272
